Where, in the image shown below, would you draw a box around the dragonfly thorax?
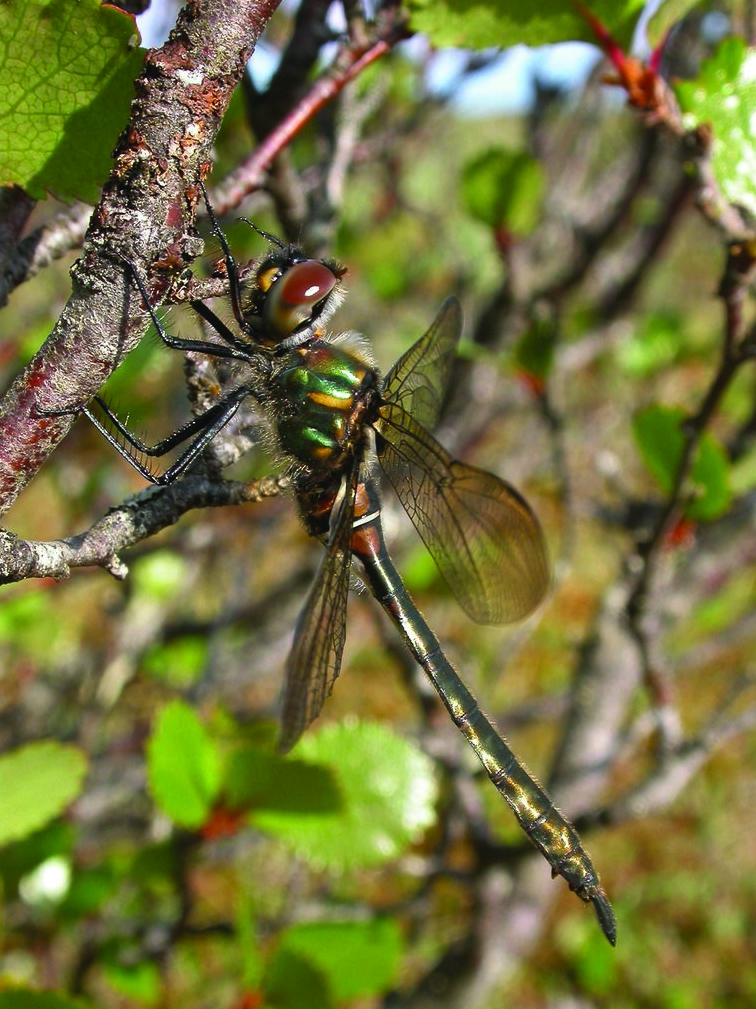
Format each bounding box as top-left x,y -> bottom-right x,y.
270,339 -> 380,471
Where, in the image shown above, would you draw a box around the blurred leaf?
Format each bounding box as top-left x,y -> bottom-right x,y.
0,591 -> 62,660
0,822 -> 75,896
407,0 -> 645,49
0,0 -> 144,202
645,0 -> 700,48
0,743 -> 87,846
278,920 -> 403,1002
675,37 -> 756,218
632,405 -> 731,520
147,701 -> 222,829
687,433 -> 732,520
667,570 -> 755,653
226,747 -> 341,813
633,405 -> 685,494
400,541 -> 443,594
132,551 -> 189,601
731,443 -> 756,495
347,213 -> 430,300
556,911 -> 618,993
252,721 -> 438,869
514,315 -> 557,380
101,960 -> 161,1006
264,949 -> 331,1009
130,841 -> 181,882
461,148 -> 543,235
0,993 -> 88,1009
615,312 -> 682,376
60,864 -> 118,919
142,636 -> 209,687
236,892 -> 265,990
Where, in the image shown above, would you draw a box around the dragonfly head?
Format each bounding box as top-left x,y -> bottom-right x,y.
243,242 -> 347,349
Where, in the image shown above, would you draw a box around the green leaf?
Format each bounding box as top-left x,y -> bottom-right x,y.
146,701 -> 222,829
0,992 -> 89,1009
132,552 -> 189,601
675,37 -> 756,219
407,0 -> 645,50
226,747 -> 341,814
645,0 -> 701,49
142,636 -> 209,687
0,591 -> 63,661
101,960 -> 161,1006
264,950 -> 331,1009
0,0 -> 144,202
0,822 -> 75,896
514,315 -> 557,380
687,434 -> 731,521
278,920 -> 403,1002
615,312 -> 682,376
632,405 -> 732,521
235,892 -> 265,990
0,742 -> 87,846
461,148 -> 544,235
253,721 -> 438,869
60,864 -> 119,918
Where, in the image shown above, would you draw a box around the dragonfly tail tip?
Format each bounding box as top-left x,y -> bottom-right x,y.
592,892 -> 617,946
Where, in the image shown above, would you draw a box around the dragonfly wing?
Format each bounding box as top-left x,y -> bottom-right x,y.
278,468 -> 359,753
381,297 -> 462,431
377,402 -> 550,624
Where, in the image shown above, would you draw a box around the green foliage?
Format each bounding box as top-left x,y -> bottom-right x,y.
667,569 -> 754,653
0,994 -> 89,1009
407,0 -> 645,49
264,949 -> 331,1009
100,959 -> 161,1006
132,552 -> 190,601
633,405 -> 732,521
142,636 -> 209,686
272,919 -> 403,1003
0,822 -> 74,899
514,314 -> 557,380
0,743 -> 87,846
555,912 -> 618,994
645,0 -> 702,48
615,312 -> 683,376
253,721 -> 438,869
461,148 -> 544,235
0,0 -> 144,202
675,37 -> 756,219
226,746 -> 342,813
146,701 -> 223,829
0,591 -> 63,661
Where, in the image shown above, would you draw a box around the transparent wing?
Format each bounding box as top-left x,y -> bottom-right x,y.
381,297 -> 462,431
278,466 -> 359,753
377,402 -> 550,625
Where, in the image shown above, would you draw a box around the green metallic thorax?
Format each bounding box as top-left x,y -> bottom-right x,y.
272,340 -> 377,469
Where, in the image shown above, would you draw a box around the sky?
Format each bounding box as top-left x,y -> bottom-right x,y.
135,0 -> 604,116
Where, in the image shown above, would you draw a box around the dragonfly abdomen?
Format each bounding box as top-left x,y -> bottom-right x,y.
351,497 -> 616,945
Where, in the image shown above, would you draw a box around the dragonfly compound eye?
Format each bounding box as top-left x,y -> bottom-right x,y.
263,259 -> 338,341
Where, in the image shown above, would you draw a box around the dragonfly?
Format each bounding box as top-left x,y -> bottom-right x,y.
85,184 -> 616,945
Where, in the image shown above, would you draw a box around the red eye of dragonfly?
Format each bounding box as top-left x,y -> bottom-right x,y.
262,259 -> 338,341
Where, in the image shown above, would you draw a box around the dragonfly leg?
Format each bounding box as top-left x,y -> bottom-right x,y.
113,251 -> 252,360
198,180 -> 248,334
85,386 -> 250,485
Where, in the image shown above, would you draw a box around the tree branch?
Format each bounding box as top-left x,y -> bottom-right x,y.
0,473 -> 288,585
0,0 -> 281,517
